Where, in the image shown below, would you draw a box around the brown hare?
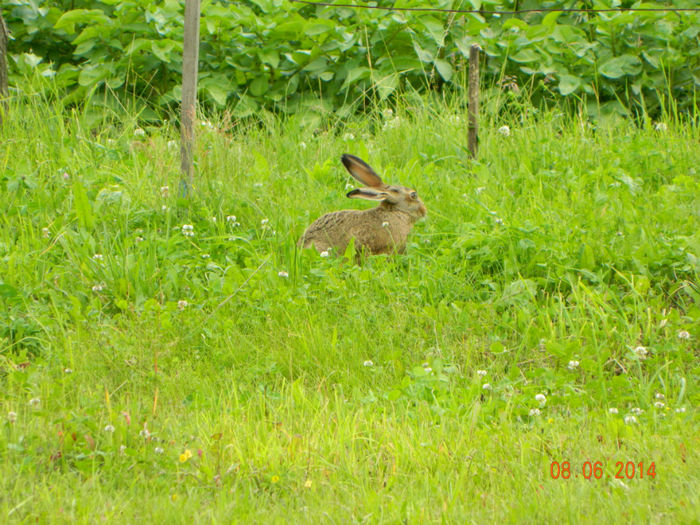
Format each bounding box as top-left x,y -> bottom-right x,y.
299,154 -> 426,256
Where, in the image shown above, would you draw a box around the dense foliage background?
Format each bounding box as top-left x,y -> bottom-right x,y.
3,0 -> 699,118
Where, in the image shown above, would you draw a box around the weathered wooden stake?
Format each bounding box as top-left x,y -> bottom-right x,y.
467,44 -> 480,159
0,14 -> 10,126
180,0 -> 201,197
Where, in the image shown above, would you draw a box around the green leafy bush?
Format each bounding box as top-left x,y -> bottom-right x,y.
3,0 -> 699,117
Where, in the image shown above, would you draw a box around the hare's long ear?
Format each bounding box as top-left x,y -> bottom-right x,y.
347,188 -> 398,203
341,154 -> 385,188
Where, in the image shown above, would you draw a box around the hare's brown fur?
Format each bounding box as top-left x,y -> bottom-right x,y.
299,155 -> 426,256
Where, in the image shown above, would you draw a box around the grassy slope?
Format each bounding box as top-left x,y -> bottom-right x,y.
0,94 -> 698,523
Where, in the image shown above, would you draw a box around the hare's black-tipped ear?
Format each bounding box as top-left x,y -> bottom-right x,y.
347,188 -> 398,203
341,154 -> 384,188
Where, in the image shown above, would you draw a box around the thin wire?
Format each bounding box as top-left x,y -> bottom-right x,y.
289,0 -> 700,14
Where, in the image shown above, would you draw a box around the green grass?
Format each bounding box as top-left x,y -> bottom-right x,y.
0,91 -> 698,523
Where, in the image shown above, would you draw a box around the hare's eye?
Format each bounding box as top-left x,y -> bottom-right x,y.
410,191 -> 417,200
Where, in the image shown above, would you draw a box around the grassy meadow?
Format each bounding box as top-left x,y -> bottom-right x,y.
0,92 -> 699,523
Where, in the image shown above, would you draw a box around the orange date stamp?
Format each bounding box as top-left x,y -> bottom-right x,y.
550,461 -> 656,480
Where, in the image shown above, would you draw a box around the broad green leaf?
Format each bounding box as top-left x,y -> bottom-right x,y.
542,11 -> 562,26
151,40 -> 176,63
204,84 -> 229,106
78,64 -> 111,87
343,67 -> 370,87
421,17 -> 445,47
413,42 -> 435,63
305,22 -> 334,37
250,76 -> 269,97
434,59 -> 453,82
374,73 -> 398,99
599,55 -> 642,79
510,49 -> 539,63
54,9 -> 110,35
258,50 -> 279,69
303,58 -> 328,74
558,74 -> 581,95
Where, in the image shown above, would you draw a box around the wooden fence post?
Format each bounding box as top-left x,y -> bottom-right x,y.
467,44 -> 480,159
180,0 -> 201,197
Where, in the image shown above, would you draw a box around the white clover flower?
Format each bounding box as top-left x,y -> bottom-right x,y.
677,330 -> 690,340
211,216 -> 217,223
633,346 -> 648,359
320,250 -> 330,258
92,284 -> 104,292
299,141 -> 307,150
139,427 -> 150,438
655,392 -> 665,400
162,205 -> 168,212
653,401 -> 665,409
160,186 -> 169,197
363,360 -> 374,367
155,446 -> 164,454
7,411 -> 17,423
119,445 -> 127,454
177,300 -> 188,310
201,254 -> 210,259
494,217 -> 503,225
529,408 -> 541,416
342,132 -> 355,141
497,125 -> 511,137
675,407 -> 686,413
92,253 -> 104,261
261,218 -> 269,226
64,368 -> 73,374
226,215 -> 237,223
104,424 -> 115,433
608,407 -> 619,414
535,394 -> 547,404
278,271 -> 289,278
383,116 -> 402,130
200,120 -> 213,129
624,415 -> 637,424
630,407 -> 644,415
42,227 -> 50,238
135,237 -> 144,243
382,221 -> 389,228
29,397 -> 40,408
181,224 -> 194,237
134,128 -> 146,137
381,108 -> 394,119
482,383 -> 492,390
167,140 -> 177,150
476,370 -> 487,377
654,122 -> 667,131
567,360 -> 580,370
424,367 -> 433,373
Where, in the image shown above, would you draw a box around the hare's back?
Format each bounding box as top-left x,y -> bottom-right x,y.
299,209 -> 362,251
